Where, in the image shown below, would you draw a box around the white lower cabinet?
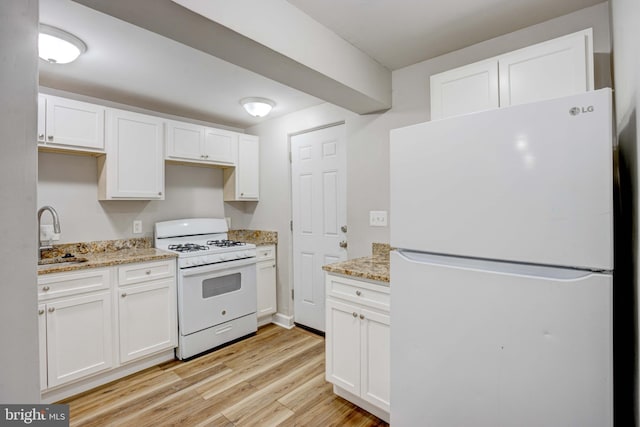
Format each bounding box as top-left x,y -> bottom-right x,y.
38,304 -> 47,391
325,274 -> 390,421
38,268 -> 113,390
38,260 -> 177,400
46,292 -> 112,388
117,261 -> 177,363
256,245 -> 277,322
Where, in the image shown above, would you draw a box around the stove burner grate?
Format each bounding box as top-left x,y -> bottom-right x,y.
206,239 -> 246,248
168,243 -> 209,253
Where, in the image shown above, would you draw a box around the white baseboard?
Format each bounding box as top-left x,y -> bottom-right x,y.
257,314 -> 273,327
271,312 -> 294,329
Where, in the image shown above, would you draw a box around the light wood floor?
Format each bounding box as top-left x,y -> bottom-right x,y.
61,324 -> 389,427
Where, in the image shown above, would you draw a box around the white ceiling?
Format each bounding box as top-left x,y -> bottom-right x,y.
287,0 -> 605,70
39,0 -> 324,128
40,0 -> 605,128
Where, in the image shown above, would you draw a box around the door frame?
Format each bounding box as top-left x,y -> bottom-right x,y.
288,121 -> 346,330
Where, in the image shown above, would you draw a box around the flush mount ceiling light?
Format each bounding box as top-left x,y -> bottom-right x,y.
240,97 -> 275,118
39,24 -> 87,64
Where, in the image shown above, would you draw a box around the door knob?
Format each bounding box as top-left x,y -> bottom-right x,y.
339,241 -> 348,248
341,225 -> 347,233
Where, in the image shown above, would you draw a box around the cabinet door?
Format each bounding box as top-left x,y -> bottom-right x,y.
326,299 -> 361,395
499,29 -> 593,107
38,304 -> 47,391
237,134 -> 259,200
166,120 -> 204,161
360,308 -> 391,412
257,259 -> 277,318
37,95 -> 46,144
46,292 -> 112,388
118,278 -> 177,363
103,109 -> 164,199
44,94 -> 105,151
203,128 -> 237,165
430,59 -> 499,120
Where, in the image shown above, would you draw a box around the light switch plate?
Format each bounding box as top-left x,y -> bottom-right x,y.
133,220 -> 142,234
369,211 -> 388,227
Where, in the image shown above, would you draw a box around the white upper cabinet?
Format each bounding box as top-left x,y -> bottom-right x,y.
430,29 -> 594,120
166,120 -> 237,166
499,30 -> 593,107
38,94 -> 105,153
203,128 -> 237,165
166,120 -> 204,161
430,59 -> 499,120
99,109 -> 165,200
224,134 -> 259,201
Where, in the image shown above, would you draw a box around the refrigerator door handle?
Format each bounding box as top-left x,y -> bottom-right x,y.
395,250 -> 609,281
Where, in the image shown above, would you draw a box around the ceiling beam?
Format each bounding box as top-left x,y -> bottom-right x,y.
72,0 -> 392,114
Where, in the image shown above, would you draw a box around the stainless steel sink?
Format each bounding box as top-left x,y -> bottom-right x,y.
37,256 -> 89,269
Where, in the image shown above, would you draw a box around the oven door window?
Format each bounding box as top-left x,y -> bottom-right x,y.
202,273 -> 241,298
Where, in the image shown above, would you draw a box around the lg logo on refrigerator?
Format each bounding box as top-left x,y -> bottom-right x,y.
569,106 -> 595,116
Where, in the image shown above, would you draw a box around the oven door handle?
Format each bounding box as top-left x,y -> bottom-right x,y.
180,257 -> 257,277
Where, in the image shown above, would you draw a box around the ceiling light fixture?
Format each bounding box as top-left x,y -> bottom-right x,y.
240,97 -> 275,118
39,24 -> 87,64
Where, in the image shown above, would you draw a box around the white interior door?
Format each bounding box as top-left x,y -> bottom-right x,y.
291,124 -> 347,332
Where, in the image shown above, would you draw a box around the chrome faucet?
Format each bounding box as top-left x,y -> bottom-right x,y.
38,206 -> 61,260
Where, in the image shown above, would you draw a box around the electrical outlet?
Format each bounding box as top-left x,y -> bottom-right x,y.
133,220 -> 142,234
369,210 -> 388,227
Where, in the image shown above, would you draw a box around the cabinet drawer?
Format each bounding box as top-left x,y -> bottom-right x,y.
256,245 -> 275,261
38,268 -> 110,301
326,274 -> 390,312
118,260 -> 175,286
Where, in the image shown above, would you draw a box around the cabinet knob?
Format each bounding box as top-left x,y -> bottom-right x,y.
38,309 -> 44,315
339,241 -> 348,249
205,155 -> 209,159
47,135 -> 54,141
355,290 -> 361,296
341,225 -> 348,233
352,312 -> 358,318
38,134 -> 45,139
158,192 -> 162,196
222,310 -> 227,315
272,264 -> 276,268
241,192 -> 244,196
359,314 -> 365,320
121,292 -> 127,298
42,286 -> 50,292
145,270 -> 151,275
48,307 -> 55,313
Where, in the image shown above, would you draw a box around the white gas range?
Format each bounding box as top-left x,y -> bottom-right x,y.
155,218 -> 257,359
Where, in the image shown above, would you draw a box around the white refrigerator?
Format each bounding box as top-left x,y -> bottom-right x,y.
389,89 -> 614,427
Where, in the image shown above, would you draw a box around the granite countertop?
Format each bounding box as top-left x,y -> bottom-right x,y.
322,243 -> 392,283
37,237 -> 176,275
228,229 -> 278,246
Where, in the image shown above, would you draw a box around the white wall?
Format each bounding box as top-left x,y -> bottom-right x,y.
230,2 -> 611,319
610,0 -> 640,422
38,153 -> 226,242
0,0 -> 40,403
